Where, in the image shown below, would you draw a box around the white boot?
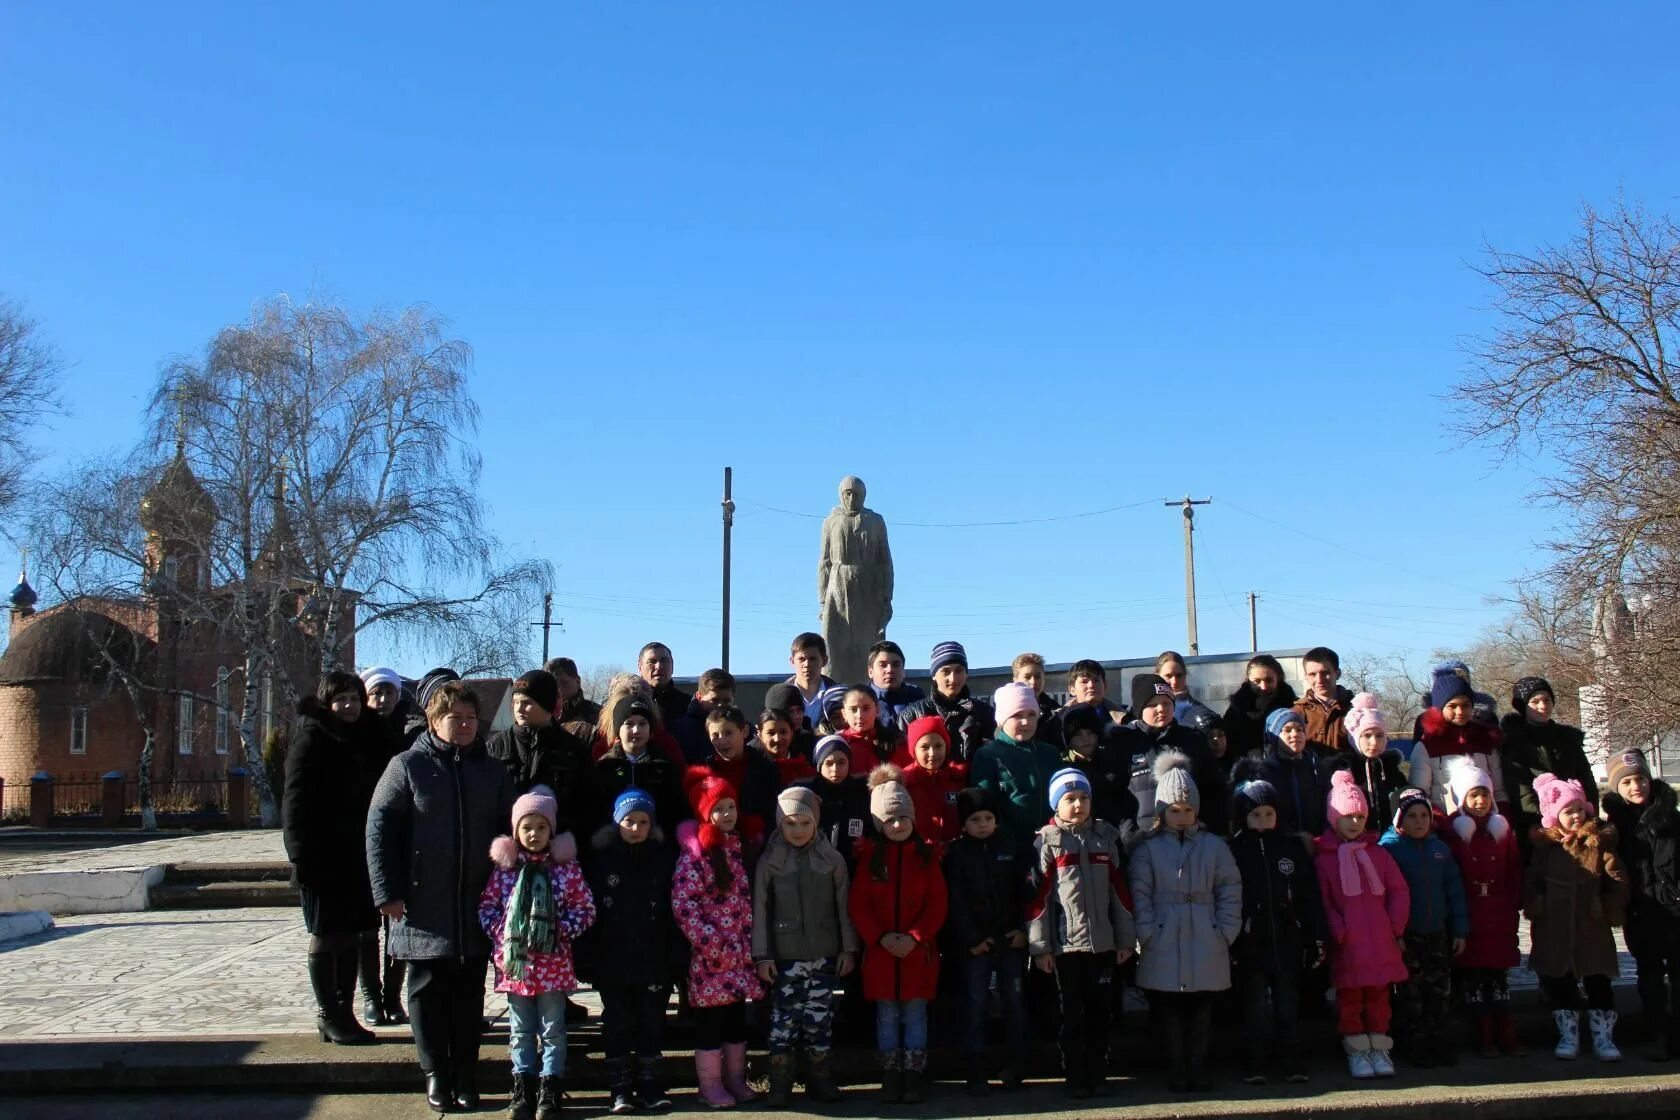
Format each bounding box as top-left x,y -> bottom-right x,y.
1588,1010 -> 1622,1062
1553,1010 -> 1580,1060
1343,1034 -> 1376,1079
1367,1033 -> 1396,1077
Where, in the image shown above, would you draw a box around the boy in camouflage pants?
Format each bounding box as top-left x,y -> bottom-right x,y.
753,787 -> 860,1106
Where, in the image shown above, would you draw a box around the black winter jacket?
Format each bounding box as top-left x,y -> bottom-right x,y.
1232,746 -> 1330,838
1228,828 -> 1327,972
591,745 -> 688,840
1116,722 -> 1230,839
1325,749 -> 1409,834
485,721 -> 594,829
1221,680 -> 1300,761
282,698 -> 386,902
895,688 -> 997,763
1502,714 -> 1598,843
799,774 -> 870,872
942,832 -> 1029,951
366,731 -> 515,960
1603,781 -> 1680,945
1060,741 -> 1140,832
576,824 -> 687,987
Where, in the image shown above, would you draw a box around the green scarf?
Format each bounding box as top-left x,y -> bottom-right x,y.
502,859 -> 556,981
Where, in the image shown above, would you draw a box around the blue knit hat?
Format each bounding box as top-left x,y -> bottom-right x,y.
1048,767 -> 1092,811
811,734 -> 850,772
1232,778 -> 1278,824
930,641 -> 968,673
613,787 -> 655,824
1264,707 -> 1305,739
1430,673 -> 1474,710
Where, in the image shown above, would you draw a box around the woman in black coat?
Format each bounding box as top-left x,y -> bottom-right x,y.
282,670 -> 389,1045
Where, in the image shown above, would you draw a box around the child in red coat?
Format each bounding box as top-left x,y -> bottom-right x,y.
1442,758 -> 1524,1057
849,764 -> 948,1104
838,686 -> 903,774
901,715 -> 968,844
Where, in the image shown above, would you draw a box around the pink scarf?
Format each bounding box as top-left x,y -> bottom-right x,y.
1337,836 -> 1386,898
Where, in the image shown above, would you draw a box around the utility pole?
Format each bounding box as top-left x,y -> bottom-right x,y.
1248,591 -> 1258,653
531,592 -> 562,662
1165,496 -> 1213,655
721,467 -> 735,670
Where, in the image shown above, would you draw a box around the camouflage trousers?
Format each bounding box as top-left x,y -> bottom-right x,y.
768,958 -> 838,1056
1396,931 -> 1454,1042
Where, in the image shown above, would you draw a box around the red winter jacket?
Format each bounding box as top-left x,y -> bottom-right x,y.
848,836 -> 948,1001
841,726 -> 899,775
902,761 -> 969,845
1445,810 -> 1523,969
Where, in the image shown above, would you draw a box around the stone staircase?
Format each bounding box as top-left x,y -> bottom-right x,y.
149,861 -> 298,910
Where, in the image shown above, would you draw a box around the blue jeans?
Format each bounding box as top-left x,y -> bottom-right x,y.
875,998 -> 928,1053
961,945 -> 1026,1055
507,991 -> 568,1077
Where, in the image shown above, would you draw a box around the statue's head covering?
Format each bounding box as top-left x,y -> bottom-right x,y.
839,475 -> 866,505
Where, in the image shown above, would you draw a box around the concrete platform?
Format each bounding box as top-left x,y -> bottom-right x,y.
0,830 -> 286,915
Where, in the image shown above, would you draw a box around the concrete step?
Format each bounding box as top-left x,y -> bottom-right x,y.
149,879 -> 300,910
161,861 -> 294,884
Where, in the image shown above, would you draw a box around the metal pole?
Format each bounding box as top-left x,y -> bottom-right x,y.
721,467 -> 735,670
1165,496 -> 1212,656
541,593 -> 552,662
1248,591 -> 1258,653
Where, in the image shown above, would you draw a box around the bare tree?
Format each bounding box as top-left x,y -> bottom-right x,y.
0,296 -> 64,520
1341,651 -> 1429,736
1455,198 -> 1680,747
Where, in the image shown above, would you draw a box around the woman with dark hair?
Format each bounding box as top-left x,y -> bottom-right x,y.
283,669 -> 388,1045
367,679 -> 515,1113
1220,654 -> 1299,761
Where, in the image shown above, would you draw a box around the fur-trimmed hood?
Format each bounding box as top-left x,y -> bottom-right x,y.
489,830 -> 577,868
1418,707 -> 1503,758
1531,817 -> 1617,860
1226,679 -> 1299,715
1450,809 -> 1510,845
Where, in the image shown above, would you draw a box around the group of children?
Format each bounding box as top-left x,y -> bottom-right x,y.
459,639 -> 1680,1117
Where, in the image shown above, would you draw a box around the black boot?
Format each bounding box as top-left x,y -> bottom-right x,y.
508,1073 -> 537,1120
536,1076 -> 563,1120
382,953 -> 408,1024
604,1057 -> 635,1115
635,1055 -> 672,1111
1187,1001 -> 1214,1092
357,934 -> 387,1026
453,1065 -> 481,1111
308,952 -> 375,1044
426,1070 -> 455,1113
966,1054 -> 992,1097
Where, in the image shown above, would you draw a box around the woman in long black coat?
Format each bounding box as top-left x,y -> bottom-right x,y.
282,669 -> 389,1044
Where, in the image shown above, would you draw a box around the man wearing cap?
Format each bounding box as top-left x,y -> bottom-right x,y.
895,641 -> 997,763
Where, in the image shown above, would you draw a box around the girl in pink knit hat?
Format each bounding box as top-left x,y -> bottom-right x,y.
1525,772 -> 1630,1062
1313,769 -> 1410,1080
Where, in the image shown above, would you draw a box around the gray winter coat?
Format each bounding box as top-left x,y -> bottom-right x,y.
1027,818 -> 1136,957
751,832 -> 860,963
366,731 -> 514,961
1131,823 -> 1243,993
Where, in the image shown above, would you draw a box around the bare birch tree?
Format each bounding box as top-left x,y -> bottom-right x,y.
0,296 -> 64,522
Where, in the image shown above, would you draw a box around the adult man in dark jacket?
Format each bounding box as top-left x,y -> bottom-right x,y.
366,680 -> 514,1112
638,641 -> 692,729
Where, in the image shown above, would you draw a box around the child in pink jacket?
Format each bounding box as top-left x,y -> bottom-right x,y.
1314,770 -> 1411,1081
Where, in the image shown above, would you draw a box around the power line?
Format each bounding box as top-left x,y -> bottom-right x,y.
740,497 -> 1160,529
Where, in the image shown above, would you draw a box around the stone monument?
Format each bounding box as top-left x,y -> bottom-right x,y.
817,476 -> 895,684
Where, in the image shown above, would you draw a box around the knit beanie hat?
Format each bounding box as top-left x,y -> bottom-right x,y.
512,669 -> 560,714
867,764 -> 914,828
689,774 -> 738,825
1131,673 -> 1174,718
1392,786 -> 1432,830
1534,772 -> 1589,830
1325,769 -> 1369,825
930,641 -> 968,673
992,682 -> 1040,723
512,785 -> 558,833
1059,702 -> 1107,742
1511,676 -> 1554,713
905,714 -> 951,755
817,685 -> 850,726
1430,672 -> 1474,711
613,787 -> 655,824
611,695 -> 655,738
1265,707 -> 1305,740
765,682 -> 805,714
1343,692 -> 1388,747
360,666 -> 402,694
1153,751 -> 1199,816
811,734 -> 850,772
777,785 -> 821,823
956,786 -> 996,825
417,667 -> 461,712
1231,779 -> 1278,824
1182,703 -> 1221,737
1607,748 -> 1652,791
1048,767 -> 1094,812
1444,755 -> 1494,814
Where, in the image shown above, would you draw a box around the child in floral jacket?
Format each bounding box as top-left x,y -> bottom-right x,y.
672,775 -> 764,1108
478,787 -> 595,1120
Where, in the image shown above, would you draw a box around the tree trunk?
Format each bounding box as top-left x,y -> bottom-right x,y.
240,645 -> 279,826
318,586 -> 343,675
118,672 -> 158,831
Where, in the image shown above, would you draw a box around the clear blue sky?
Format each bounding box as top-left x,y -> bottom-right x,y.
5,3 -> 1676,681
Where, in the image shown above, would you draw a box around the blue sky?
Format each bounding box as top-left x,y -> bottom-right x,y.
4,3 -> 1676,681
